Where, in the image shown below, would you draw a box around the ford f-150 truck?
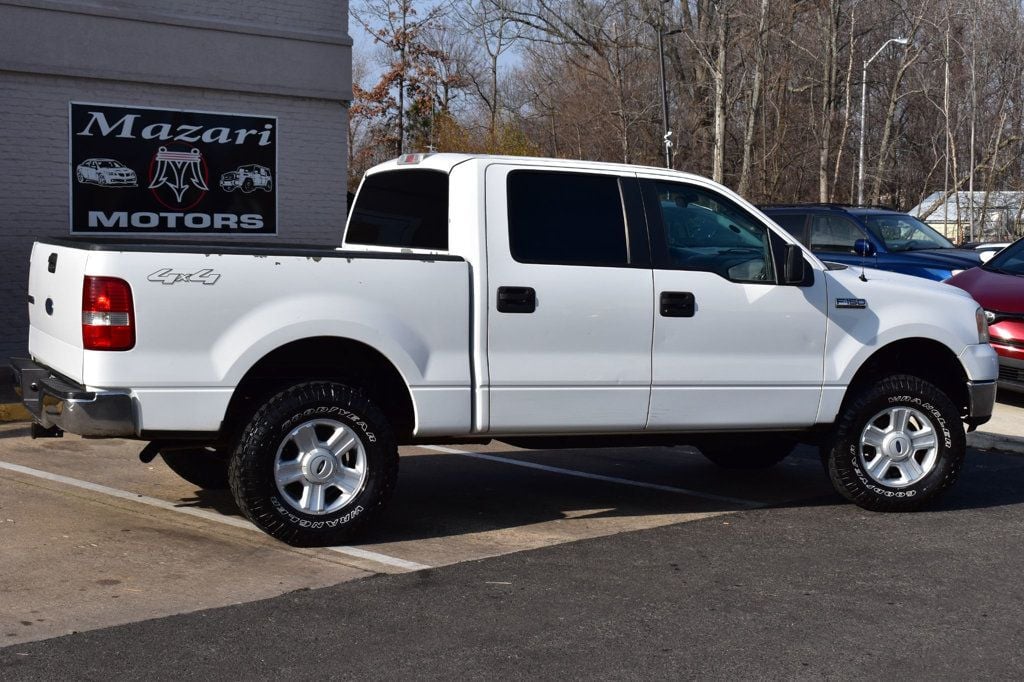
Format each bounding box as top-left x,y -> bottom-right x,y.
11,154 -> 999,546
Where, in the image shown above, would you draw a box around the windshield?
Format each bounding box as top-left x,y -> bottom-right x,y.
860,214 -> 954,251
984,238 -> 1024,276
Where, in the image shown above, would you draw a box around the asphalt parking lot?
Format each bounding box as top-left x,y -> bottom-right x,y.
1,392 -> 1022,677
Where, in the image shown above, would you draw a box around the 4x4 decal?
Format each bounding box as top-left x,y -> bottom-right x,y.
147,268 -> 221,285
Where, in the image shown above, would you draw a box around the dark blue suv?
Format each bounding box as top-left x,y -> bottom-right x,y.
761,204 -> 982,281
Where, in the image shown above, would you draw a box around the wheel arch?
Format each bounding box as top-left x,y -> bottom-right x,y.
220,336 -> 416,444
842,337 -> 969,419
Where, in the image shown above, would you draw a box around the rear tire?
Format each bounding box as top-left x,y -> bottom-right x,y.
229,381 -> 398,546
699,435 -> 795,469
161,448 -> 230,490
822,374 -> 964,512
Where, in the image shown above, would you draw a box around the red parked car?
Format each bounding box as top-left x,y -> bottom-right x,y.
947,237 -> 1024,393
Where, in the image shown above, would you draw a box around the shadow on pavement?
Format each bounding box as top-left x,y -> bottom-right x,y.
158,445 -> 1024,546
0,426 -> 31,440
338,447 -> 1024,546
175,489 -> 244,517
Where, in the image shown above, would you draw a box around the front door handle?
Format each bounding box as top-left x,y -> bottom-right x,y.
497,286 -> 536,313
660,291 -> 695,317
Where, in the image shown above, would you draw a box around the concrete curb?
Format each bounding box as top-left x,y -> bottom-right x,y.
0,402 -> 30,423
968,431 -> 1024,457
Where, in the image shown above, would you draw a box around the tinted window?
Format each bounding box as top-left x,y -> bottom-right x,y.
654,182 -> 775,283
346,169 -> 448,250
507,171 -> 628,266
809,215 -> 862,252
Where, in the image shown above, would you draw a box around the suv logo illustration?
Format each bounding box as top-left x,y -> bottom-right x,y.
76,158 -> 137,187
148,146 -> 209,207
220,164 -> 273,193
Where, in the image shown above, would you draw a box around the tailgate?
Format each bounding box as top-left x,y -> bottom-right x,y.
27,241 -> 89,382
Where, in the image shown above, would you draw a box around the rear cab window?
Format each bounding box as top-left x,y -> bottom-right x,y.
506,170 -> 638,267
345,169 -> 449,250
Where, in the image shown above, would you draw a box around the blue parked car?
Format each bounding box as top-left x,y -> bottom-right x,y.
760,204 -> 982,281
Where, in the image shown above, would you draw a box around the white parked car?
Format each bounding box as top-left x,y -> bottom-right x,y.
76,158 -> 137,187
11,154 -> 998,546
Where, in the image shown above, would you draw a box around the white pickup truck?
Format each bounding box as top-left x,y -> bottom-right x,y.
12,154 -> 998,546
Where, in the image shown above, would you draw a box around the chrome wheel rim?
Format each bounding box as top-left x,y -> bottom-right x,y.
858,406 -> 939,488
274,419 -> 367,515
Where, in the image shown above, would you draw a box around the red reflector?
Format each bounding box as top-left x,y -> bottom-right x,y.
82,276 -> 135,351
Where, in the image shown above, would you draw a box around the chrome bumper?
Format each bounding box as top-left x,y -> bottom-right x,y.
9,357 -> 136,437
965,379 -> 997,428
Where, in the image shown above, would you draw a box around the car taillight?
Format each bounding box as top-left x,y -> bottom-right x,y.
82,276 -> 135,350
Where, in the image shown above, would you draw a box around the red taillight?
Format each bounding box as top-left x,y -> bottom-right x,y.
82,276 -> 135,351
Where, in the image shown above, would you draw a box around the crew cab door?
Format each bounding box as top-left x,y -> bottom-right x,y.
484,165 -> 654,433
642,178 -> 828,430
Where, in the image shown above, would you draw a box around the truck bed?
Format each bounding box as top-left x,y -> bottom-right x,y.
27,238 -> 472,435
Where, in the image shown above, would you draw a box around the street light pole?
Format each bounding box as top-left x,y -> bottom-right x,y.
858,37 -> 909,206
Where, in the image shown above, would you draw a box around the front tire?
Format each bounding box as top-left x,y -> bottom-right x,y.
229,382 -> 398,546
822,375 -> 964,512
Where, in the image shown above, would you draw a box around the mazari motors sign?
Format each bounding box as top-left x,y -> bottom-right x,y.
70,103 -> 277,234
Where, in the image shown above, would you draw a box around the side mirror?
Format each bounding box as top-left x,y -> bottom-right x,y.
854,239 -> 876,258
783,243 -> 807,285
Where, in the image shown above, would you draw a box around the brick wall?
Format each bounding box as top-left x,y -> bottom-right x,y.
0,1 -> 351,361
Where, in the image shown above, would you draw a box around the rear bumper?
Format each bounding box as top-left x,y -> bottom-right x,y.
9,357 -> 136,437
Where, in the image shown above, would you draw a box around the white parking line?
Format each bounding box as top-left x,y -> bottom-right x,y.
0,460 -> 430,572
420,445 -> 764,508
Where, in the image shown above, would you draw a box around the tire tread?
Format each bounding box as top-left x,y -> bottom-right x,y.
823,374 -> 964,512
228,381 -> 398,546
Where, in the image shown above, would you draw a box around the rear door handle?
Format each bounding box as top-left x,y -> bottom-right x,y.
497,286 -> 536,313
660,291 -> 695,317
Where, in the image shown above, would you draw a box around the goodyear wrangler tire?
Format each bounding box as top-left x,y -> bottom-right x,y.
229,382 -> 398,546
823,375 -> 965,512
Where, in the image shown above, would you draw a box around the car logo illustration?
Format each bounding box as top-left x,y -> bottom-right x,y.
75,158 -> 138,187
220,164 -> 273,194
149,146 -> 209,206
